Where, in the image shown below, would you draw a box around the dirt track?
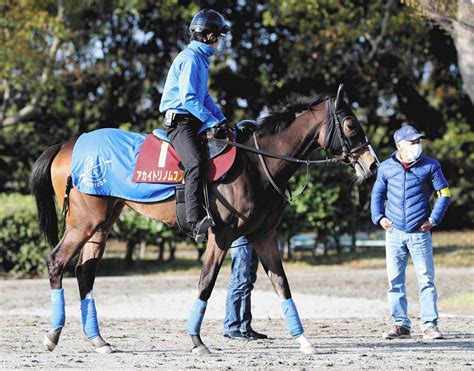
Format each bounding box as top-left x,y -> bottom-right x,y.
1,266 -> 473,369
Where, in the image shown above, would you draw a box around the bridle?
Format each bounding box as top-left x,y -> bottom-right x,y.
325,97 -> 370,165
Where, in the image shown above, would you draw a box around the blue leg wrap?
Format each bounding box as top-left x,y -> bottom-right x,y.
281,298 -> 304,338
50,288 -> 65,329
81,298 -> 100,339
186,299 -> 207,336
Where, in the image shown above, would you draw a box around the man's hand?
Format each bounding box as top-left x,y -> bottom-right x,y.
210,120 -> 229,139
419,219 -> 434,232
380,217 -> 393,231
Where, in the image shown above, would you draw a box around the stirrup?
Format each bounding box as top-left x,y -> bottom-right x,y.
202,176 -> 215,228
192,215 -> 213,243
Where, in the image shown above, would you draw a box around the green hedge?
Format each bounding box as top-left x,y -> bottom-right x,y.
0,193 -> 193,275
0,193 -> 51,276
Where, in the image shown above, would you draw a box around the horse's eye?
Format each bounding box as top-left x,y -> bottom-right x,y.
345,121 -> 355,131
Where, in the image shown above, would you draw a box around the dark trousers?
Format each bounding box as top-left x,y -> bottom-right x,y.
165,120 -> 204,224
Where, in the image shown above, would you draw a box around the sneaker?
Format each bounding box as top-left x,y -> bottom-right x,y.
241,329 -> 268,340
223,331 -> 247,340
423,325 -> 443,339
191,216 -> 213,243
382,325 -> 411,339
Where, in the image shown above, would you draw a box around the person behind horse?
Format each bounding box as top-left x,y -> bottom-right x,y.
371,124 -> 451,340
159,9 -> 230,243
223,237 -> 268,340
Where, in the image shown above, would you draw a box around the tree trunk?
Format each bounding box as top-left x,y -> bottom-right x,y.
453,0 -> 474,103
168,241 -> 176,262
157,242 -> 164,263
197,247 -> 205,262
286,236 -> 292,261
125,240 -> 136,265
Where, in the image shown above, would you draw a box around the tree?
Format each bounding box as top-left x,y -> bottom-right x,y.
402,0 -> 474,103
1,0 -> 472,237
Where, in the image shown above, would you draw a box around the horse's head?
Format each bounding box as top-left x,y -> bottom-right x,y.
322,84 -> 379,183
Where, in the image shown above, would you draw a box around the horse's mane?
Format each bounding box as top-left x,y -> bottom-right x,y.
256,93 -> 333,138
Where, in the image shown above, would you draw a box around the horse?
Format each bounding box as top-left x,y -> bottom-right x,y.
30,85 -> 379,355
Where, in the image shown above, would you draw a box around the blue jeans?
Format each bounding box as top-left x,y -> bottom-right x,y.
385,228 -> 438,330
224,237 -> 258,334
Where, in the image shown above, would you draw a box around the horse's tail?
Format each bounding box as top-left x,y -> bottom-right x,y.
30,143 -> 63,248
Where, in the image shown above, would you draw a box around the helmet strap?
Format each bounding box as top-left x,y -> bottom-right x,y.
205,33 -> 219,44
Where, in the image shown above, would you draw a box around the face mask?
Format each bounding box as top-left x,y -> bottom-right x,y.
403,143 -> 422,162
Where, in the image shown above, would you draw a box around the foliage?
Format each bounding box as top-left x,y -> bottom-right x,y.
113,207 -> 181,247
0,0 -> 472,256
427,121 -> 474,228
0,193 -> 51,276
112,207 -> 190,263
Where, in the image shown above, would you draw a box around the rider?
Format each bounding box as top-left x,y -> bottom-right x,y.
159,9 -> 230,243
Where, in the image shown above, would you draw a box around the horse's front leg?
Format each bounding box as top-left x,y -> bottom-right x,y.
252,228 -> 316,354
187,232 -> 229,354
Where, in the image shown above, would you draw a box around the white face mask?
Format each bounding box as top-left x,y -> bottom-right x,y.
401,142 -> 422,162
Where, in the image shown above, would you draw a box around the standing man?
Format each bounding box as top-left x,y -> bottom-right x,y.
159,9 -> 229,243
371,124 -> 451,340
223,237 -> 268,340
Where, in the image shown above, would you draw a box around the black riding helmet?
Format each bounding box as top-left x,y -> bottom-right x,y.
189,9 -> 230,36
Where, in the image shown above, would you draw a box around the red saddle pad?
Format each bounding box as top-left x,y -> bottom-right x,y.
132,134 -> 236,183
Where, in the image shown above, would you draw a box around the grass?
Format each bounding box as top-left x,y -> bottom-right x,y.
439,292 -> 474,315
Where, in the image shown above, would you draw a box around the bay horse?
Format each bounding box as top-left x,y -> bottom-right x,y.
31,85 -> 378,355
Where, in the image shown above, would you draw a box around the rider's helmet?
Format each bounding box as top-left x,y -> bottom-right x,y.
189,9 -> 230,37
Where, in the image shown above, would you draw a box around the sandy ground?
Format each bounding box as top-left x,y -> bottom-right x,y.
0,266 -> 473,369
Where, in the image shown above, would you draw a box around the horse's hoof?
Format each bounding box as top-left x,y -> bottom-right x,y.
95,344 -> 113,354
300,344 -> 317,354
43,328 -> 62,352
43,333 -> 57,352
191,345 -> 211,354
90,335 -> 113,354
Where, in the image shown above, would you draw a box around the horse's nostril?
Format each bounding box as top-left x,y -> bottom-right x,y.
370,162 -> 379,174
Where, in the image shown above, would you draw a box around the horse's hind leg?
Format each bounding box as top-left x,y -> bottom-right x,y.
43,227 -> 95,351
44,194 -> 116,352
75,202 -> 123,353
251,228 -> 316,354
187,232 -> 231,354
75,233 -> 110,353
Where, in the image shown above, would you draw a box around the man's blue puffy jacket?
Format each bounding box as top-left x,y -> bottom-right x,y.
159,40 -> 225,134
371,153 -> 451,232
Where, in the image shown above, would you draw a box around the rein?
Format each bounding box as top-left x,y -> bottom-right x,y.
211,134 -> 338,203
211,136 -> 337,166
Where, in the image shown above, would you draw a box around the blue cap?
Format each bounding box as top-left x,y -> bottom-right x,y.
393,125 -> 424,144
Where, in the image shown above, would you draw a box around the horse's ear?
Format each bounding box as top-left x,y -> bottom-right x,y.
335,83 -> 345,110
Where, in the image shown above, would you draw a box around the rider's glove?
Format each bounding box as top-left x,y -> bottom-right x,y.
210,120 -> 229,139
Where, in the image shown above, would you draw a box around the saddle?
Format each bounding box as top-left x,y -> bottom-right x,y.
132,129 -> 236,184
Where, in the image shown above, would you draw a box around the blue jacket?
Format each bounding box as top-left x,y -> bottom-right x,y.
371,152 -> 451,232
159,40 -> 225,133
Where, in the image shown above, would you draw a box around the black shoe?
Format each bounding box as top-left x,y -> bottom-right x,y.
241,329 -> 268,340
382,325 -> 411,340
223,331 -> 247,340
191,216 -> 213,243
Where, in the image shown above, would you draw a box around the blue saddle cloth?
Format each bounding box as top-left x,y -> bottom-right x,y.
71,128 -> 176,202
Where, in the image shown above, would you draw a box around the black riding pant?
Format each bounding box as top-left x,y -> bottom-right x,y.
165,119 -> 205,224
